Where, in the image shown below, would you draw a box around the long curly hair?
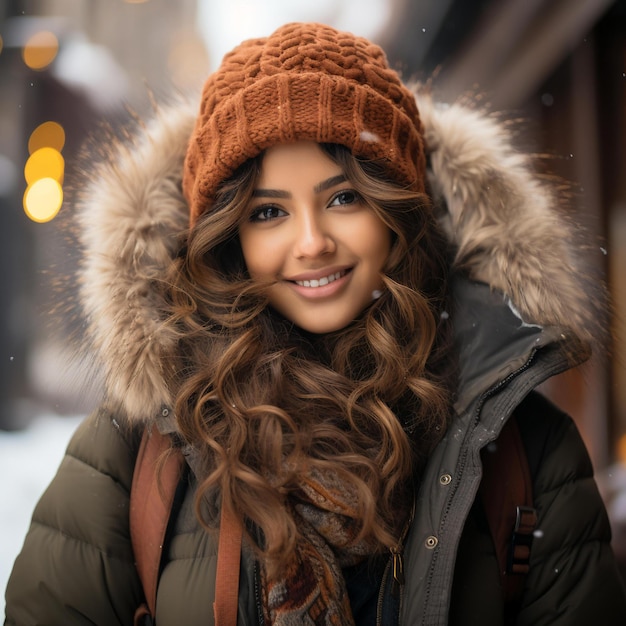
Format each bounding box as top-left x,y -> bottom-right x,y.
165,144 -> 454,571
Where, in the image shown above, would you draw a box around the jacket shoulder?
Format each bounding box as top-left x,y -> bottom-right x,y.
514,392 -> 626,625
515,391 -> 591,479
5,408 -> 144,626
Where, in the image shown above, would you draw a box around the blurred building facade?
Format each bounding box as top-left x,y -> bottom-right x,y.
0,0 -> 625,478
380,0 -> 626,472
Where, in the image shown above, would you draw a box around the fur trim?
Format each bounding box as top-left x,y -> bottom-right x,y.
415,88 -> 606,347
78,101 -> 195,421
76,91 -> 603,422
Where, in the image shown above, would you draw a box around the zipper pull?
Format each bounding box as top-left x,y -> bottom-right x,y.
392,548 -> 405,586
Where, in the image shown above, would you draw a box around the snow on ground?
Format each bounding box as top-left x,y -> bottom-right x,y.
1,412 -> 84,610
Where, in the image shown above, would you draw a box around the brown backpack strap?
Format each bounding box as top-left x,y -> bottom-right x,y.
130,427 -> 184,623
131,427 -> 243,626
213,507 -> 243,626
480,414 -> 537,612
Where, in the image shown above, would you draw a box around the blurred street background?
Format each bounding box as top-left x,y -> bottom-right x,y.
2,0 -> 626,598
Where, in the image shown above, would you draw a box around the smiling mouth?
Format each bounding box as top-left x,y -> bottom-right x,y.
293,270 -> 347,288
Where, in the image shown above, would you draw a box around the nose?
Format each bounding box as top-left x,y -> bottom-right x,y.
292,212 -> 335,259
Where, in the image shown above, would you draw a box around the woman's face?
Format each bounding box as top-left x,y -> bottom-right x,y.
238,141 -> 391,334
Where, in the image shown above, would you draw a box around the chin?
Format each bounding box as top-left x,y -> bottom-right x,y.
285,312 -> 363,335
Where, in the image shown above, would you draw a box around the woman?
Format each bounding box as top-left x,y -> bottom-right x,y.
5,22 -> 626,626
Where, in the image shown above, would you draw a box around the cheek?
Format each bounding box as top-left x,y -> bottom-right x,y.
239,230 -> 278,278
357,219 -> 392,270
378,228 -> 393,264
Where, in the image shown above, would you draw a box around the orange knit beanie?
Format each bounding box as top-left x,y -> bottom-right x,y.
183,22 -> 426,225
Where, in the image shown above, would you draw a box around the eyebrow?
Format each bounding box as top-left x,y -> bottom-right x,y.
252,174 -> 347,198
315,174 -> 347,193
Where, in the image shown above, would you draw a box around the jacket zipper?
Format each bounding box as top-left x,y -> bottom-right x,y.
376,558 -> 392,626
253,559 -> 265,626
376,498 -> 415,625
472,352 -> 538,427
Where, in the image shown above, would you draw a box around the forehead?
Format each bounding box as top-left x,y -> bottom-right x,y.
256,141 -> 342,186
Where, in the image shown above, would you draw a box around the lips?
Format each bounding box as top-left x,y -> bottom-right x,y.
285,268 -> 352,300
293,270 -> 346,288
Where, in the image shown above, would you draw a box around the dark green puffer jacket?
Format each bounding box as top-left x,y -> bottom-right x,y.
5,87 -> 626,624
5,382 -> 626,624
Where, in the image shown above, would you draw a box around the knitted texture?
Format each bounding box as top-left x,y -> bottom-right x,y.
183,22 -> 426,225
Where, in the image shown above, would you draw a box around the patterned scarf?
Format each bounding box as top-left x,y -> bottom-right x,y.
260,467 -> 379,625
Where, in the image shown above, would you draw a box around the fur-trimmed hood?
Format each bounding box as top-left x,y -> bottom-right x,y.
76,88 -> 605,423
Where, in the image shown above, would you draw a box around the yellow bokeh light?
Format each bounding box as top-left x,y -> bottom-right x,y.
22,31 -> 59,70
24,147 -> 64,185
23,178 -> 63,223
0,34 -> 4,56
29,121 -> 66,154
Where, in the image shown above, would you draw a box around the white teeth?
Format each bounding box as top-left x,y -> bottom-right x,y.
295,271 -> 343,288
